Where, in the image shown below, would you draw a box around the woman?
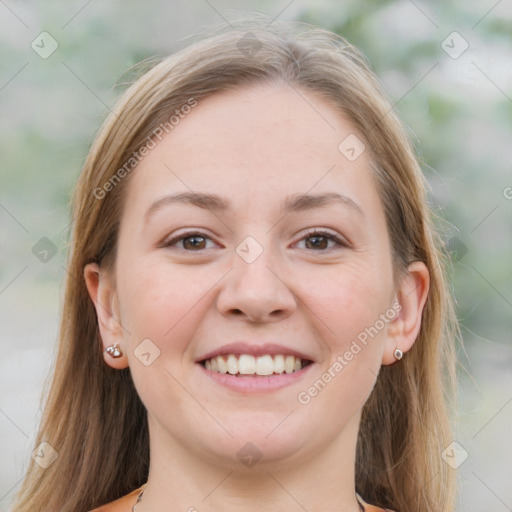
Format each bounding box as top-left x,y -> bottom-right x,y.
11,17 -> 459,512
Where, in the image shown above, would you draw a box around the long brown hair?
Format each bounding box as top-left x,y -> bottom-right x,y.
12,16 -> 459,512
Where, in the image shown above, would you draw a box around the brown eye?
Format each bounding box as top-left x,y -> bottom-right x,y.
162,232 -> 213,251
182,235 -> 207,250
305,234 -> 330,250
298,230 -> 347,251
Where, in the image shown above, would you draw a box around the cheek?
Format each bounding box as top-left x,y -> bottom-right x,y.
295,270 -> 386,417
297,265 -> 394,416
306,262 -> 393,346
116,257 -> 215,354
297,263 -> 391,412
115,260 -> 212,410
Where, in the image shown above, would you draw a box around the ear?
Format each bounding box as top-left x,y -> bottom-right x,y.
382,261 -> 430,365
84,262 -> 128,369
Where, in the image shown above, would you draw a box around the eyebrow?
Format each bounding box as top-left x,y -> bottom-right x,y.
144,191 -> 364,222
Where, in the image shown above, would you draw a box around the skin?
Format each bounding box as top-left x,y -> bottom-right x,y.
85,82 -> 429,512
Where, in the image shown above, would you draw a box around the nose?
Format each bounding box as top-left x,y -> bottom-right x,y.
216,240 -> 297,324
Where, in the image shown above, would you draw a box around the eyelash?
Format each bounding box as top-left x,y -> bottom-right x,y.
161,229 -> 348,252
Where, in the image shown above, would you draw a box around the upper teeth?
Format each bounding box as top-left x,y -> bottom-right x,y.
203,354 -> 307,375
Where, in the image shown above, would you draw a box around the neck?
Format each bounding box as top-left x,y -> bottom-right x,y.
138,414 -> 364,512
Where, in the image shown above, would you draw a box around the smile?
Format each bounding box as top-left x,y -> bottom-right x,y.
201,354 -> 312,376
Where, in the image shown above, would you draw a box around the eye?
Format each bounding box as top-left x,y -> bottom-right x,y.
161,229 -> 348,252
296,229 -> 348,251
161,231 -> 215,251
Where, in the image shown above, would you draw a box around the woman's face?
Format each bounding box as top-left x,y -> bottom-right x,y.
88,83 -> 426,470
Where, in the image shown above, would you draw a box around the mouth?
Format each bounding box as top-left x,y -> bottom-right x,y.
195,342 -> 316,391
199,354 -> 313,377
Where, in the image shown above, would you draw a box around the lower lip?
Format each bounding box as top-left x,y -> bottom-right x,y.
197,362 -> 314,393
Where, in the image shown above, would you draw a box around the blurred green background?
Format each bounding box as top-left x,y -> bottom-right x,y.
1,1 -> 511,511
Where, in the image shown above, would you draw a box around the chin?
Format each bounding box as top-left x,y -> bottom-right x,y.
193,416 -> 315,470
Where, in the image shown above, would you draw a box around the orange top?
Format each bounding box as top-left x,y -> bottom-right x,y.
358,494 -> 395,512
88,486 -> 142,511
89,486 -> 395,511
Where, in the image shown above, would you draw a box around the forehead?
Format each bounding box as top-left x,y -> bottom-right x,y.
122,82 -> 381,221
161,83 -> 354,170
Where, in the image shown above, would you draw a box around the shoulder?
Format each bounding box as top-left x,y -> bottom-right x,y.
87,486 -> 144,512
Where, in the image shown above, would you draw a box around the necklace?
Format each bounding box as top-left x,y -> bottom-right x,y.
132,487 -> 366,511
132,488 -> 144,512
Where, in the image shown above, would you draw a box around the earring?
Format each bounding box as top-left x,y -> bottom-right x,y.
393,347 -> 403,360
104,343 -> 123,358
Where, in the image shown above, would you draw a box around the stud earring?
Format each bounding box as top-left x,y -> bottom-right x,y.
393,347 -> 403,360
104,343 -> 123,358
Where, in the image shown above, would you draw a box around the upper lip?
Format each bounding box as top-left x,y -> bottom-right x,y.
195,342 -> 315,363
